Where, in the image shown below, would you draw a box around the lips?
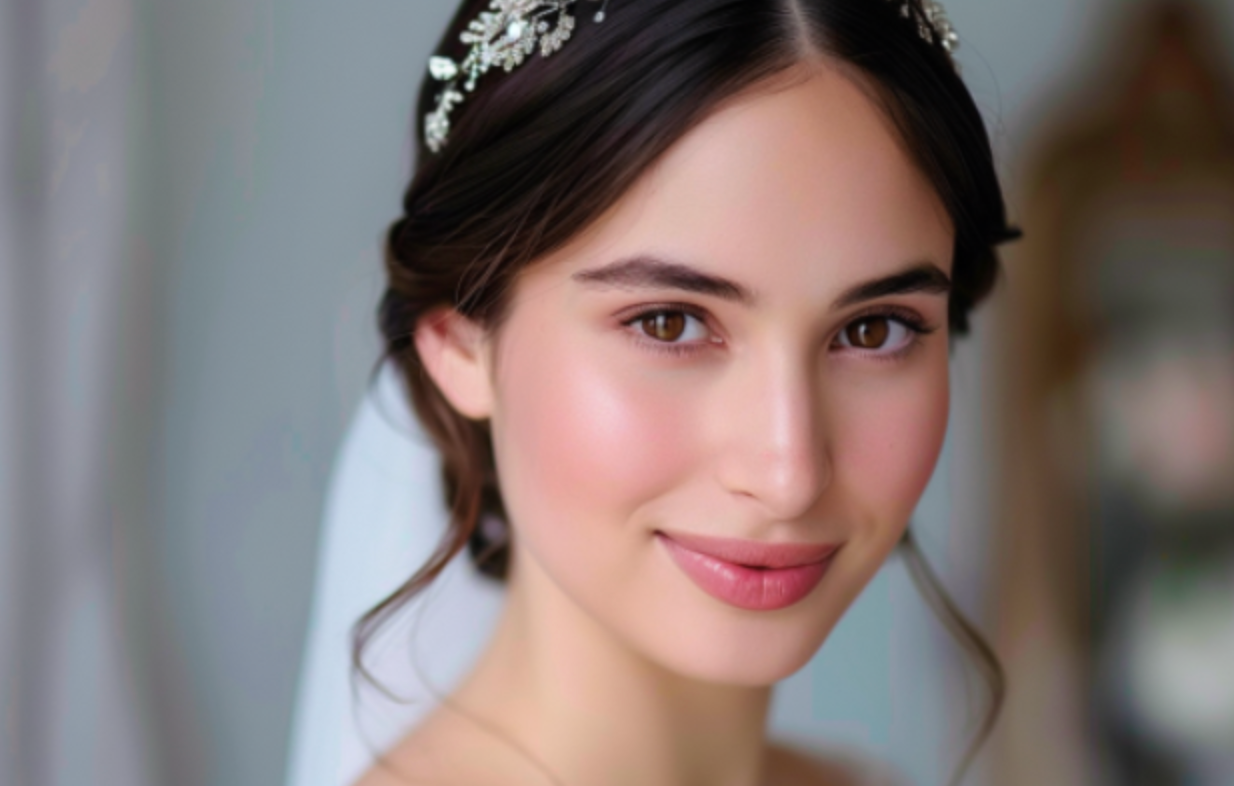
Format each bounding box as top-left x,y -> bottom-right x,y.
656,531 -> 840,611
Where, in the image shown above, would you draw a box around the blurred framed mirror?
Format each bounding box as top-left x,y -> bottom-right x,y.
993,3 -> 1234,785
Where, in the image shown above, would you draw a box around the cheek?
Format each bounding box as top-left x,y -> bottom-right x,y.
490,325 -> 695,571
833,357 -> 951,540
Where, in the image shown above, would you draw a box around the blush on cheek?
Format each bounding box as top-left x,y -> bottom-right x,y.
839,370 -> 950,532
494,330 -> 696,542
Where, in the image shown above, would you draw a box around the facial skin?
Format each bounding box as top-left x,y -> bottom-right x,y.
405,61 -> 955,786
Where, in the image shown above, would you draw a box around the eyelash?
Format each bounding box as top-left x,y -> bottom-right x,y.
619,303 -> 937,361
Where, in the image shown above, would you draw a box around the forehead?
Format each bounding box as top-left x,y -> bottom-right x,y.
526,63 -> 954,300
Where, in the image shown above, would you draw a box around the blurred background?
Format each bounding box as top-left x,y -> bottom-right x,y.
2,1 -> 1233,785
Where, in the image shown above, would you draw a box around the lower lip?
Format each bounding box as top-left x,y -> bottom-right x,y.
656,533 -> 836,611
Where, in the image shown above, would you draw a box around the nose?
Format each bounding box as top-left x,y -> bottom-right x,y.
714,351 -> 831,521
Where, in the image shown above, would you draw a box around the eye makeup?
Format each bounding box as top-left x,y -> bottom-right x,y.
829,304 -> 939,362
619,303 -> 723,359
617,301 -> 940,361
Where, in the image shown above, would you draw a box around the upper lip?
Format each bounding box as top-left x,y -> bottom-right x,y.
656,530 -> 841,569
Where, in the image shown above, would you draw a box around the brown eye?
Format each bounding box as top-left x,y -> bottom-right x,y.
640,311 -> 687,342
844,317 -> 891,349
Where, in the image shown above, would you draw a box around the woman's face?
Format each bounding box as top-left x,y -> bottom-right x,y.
480,65 -> 954,685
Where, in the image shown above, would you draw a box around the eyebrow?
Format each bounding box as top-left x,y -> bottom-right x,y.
571,255 -> 756,304
571,254 -> 951,310
831,262 -> 952,309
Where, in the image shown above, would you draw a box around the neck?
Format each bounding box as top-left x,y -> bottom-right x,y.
452,545 -> 776,786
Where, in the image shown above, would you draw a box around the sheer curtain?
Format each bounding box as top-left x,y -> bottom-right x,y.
0,0 -> 156,784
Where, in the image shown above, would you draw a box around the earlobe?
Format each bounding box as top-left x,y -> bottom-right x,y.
413,307 -> 495,420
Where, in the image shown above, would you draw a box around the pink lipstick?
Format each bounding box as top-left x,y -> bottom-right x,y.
656,531 -> 839,611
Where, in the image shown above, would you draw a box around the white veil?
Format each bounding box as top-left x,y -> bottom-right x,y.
283,361 -> 504,786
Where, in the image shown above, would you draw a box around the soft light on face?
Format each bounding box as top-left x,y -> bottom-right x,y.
483,64 -> 955,685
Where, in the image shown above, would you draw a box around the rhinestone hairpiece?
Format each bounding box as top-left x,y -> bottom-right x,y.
423,0 -> 957,154
424,0 -> 612,154
895,0 -> 960,61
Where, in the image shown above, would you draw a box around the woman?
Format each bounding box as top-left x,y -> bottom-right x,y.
354,0 -> 1019,783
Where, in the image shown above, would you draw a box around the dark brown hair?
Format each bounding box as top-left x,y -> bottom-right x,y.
357,0 -> 1018,782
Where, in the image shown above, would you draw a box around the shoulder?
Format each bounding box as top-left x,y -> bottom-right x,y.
349,764 -> 422,786
348,707 -> 544,786
348,739 -> 450,786
346,717 -> 441,786
766,741 -> 903,786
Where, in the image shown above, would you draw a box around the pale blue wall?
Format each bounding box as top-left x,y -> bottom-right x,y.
140,2 -> 452,783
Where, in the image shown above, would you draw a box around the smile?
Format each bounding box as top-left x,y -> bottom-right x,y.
655,531 -> 840,611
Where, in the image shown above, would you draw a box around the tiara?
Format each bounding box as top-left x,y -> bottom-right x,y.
899,1 -> 960,59
423,0 -> 957,155
423,0 -> 611,154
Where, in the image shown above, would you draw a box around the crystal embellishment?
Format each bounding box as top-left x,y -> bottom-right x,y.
423,0 -> 610,154
922,1 -> 960,54
428,56 -> 459,81
891,0 -> 960,63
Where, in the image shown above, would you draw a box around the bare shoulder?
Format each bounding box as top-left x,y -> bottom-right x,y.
346,725 -> 446,786
349,761 -> 429,786
766,741 -> 899,786
352,722 -> 895,786
348,706 -> 544,786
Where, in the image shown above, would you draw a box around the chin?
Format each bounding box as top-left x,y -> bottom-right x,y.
621,588 -> 854,688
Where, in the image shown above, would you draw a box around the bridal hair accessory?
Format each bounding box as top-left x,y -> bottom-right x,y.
894,0 -> 960,60
424,0 -> 612,153
423,0 -> 957,154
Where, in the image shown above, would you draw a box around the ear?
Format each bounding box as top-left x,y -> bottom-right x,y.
414,307 -> 494,421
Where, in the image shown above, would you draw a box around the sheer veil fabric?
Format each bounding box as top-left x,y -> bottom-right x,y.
285,362 -> 505,786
